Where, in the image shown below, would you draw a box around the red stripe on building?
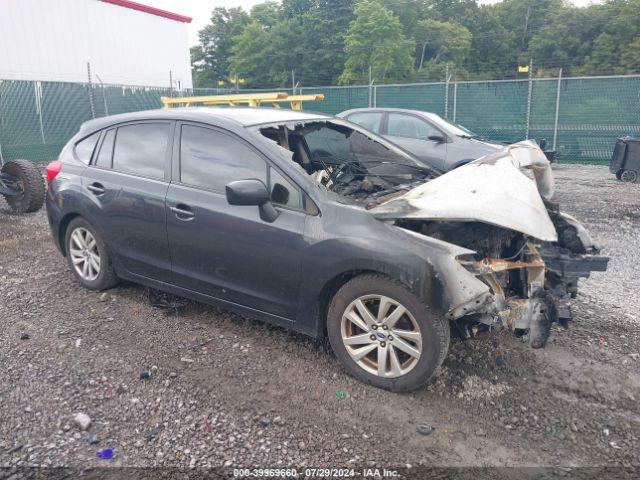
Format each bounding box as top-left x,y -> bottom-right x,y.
100,0 -> 192,23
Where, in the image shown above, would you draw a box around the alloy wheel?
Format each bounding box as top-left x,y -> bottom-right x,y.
340,294 -> 422,378
69,227 -> 101,281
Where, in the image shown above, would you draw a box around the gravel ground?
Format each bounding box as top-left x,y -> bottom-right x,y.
0,164 -> 639,477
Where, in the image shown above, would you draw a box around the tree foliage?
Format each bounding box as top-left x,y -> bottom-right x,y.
340,0 -> 414,83
192,0 -> 640,88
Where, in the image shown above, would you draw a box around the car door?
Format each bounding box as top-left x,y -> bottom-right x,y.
81,121 -> 174,280
383,112 -> 447,170
165,123 -> 307,319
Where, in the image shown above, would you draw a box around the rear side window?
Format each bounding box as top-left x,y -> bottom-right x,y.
180,125 -> 266,192
112,123 -> 170,179
95,129 -> 115,168
347,112 -> 383,133
74,132 -> 100,164
387,113 -> 439,140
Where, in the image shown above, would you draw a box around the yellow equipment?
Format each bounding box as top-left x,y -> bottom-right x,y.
160,92 -> 324,110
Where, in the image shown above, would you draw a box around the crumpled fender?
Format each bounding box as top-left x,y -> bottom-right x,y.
369,141 -> 558,242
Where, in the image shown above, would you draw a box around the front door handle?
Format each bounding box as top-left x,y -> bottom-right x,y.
170,204 -> 195,221
87,182 -> 105,195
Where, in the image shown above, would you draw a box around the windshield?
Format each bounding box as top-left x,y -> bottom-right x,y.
250,119 -> 438,205
251,119 -> 437,176
423,112 -> 478,137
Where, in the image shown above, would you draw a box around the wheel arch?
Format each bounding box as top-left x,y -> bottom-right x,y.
58,212 -> 81,256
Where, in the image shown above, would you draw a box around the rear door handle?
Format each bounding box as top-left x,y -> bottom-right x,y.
170,204 -> 195,221
87,183 -> 105,195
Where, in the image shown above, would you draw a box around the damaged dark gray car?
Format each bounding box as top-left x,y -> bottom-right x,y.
47,108 -> 608,392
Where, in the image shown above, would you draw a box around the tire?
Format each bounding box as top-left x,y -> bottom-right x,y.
64,217 -> 118,291
327,274 -> 450,392
619,169 -> 638,183
1,160 -> 45,213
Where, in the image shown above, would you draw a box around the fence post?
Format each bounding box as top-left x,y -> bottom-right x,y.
86,62 -> 95,119
373,85 -> 377,108
444,65 -> 450,118
552,68 -> 562,151
452,83 -> 458,123
525,58 -> 533,139
34,81 -> 46,143
95,74 -> 109,116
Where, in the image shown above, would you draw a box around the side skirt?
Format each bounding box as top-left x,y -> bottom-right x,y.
115,269 -> 320,337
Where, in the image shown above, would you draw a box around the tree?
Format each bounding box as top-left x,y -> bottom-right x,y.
192,0 -> 640,87
526,5 -> 603,75
340,0 -> 415,84
250,1 -> 282,28
192,7 -> 250,87
295,0 -> 355,84
413,19 -> 472,70
228,22 -> 273,87
620,36 -> 640,73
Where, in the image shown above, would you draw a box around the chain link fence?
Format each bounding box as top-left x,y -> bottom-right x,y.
1,75 -> 639,165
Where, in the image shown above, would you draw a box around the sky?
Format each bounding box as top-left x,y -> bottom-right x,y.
142,0 -> 603,47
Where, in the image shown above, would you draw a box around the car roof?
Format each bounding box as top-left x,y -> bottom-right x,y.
80,107 -> 332,133
338,107 -> 440,118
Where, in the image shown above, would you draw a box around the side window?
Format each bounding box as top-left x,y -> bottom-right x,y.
94,129 -> 115,168
180,125 -> 267,192
347,112 -> 383,134
269,166 -> 301,209
112,123 -> 170,179
74,132 -> 100,164
387,113 -> 439,140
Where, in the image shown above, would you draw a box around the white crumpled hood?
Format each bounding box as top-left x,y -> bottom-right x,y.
370,141 -> 559,242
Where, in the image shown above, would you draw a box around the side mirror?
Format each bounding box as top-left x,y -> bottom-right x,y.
428,134 -> 446,143
225,179 -> 279,223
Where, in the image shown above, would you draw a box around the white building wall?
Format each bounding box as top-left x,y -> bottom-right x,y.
0,0 -> 193,88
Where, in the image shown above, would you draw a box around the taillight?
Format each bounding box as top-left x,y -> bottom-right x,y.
45,161 -> 62,183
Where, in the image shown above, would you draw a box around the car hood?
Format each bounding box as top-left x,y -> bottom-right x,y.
465,137 -> 505,151
369,140 -> 558,242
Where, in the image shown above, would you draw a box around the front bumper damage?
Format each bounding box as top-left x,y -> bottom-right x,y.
375,141 -> 609,348
456,243 -> 608,347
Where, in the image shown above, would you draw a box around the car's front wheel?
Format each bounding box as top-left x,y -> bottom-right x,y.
64,217 -> 118,291
327,274 -> 450,392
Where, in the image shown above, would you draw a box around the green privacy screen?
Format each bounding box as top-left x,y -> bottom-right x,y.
1,76 -> 639,164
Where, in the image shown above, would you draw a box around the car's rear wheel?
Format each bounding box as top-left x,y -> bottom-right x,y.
327,274 -> 450,392
65,217 -> 118,290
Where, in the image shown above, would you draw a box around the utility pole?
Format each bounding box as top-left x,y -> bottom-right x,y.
291,69 -> 295,95
169,70 -> 173,97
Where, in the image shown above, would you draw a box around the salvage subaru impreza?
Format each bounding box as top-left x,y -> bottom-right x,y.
45,108 -> 608,391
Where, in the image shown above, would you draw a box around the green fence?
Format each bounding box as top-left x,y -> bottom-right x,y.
1,75 -> 639,164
